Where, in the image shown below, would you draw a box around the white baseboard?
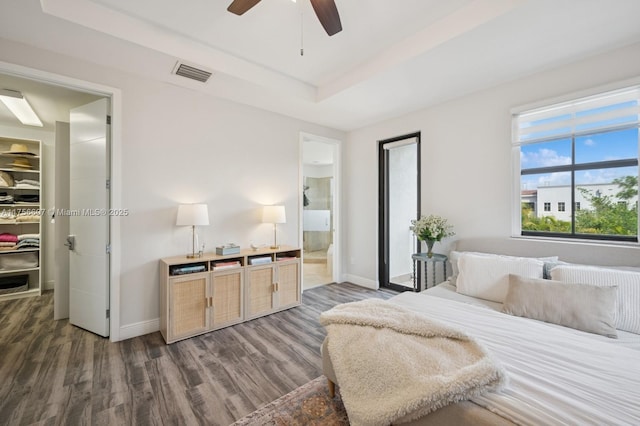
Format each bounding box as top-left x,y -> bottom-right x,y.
44,280 -> 54,290
343,274 -> 378,290
119,318 -> 159,341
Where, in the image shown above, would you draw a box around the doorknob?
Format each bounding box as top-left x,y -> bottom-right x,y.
65,235 -> 76,251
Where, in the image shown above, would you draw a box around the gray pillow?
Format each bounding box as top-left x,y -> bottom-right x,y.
543,260 -> 569,279
503,274 -> 618,338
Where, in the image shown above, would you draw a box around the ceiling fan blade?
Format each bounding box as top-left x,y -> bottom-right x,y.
310,0 -> 342,36
227,0 -> 262,15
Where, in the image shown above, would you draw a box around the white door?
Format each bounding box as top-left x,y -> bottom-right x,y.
69,98 -> 110,337
54,121 -> 70,320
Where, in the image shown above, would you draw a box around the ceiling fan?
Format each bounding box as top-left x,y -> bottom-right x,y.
227,0 -> 343,36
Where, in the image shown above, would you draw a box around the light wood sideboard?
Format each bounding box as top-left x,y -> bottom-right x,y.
160,245 -> 301,344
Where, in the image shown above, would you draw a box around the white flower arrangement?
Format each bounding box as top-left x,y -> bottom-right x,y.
410,214 -> 455,242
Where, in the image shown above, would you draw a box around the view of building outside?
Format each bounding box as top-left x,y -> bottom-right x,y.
523,183 -> 631,222
521,176 -> 638,237
516,87 -> 639,240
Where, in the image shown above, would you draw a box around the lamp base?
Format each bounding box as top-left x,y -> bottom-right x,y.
270,245 -> 280,249
186,253 -> 202,259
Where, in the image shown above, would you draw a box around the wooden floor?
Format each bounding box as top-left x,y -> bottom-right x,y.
0,283 -> 396,425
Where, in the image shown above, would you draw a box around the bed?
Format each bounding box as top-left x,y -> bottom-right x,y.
321,242 -> 640,425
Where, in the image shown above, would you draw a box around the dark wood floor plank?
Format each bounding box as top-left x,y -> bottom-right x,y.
0,283 -> 397,425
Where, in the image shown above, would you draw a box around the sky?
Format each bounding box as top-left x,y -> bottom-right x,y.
520,127 -> 638,189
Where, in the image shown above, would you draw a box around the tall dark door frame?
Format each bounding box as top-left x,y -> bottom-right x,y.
378,132 -> 421,291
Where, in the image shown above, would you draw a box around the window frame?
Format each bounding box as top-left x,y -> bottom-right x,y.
512,82 -> 640,244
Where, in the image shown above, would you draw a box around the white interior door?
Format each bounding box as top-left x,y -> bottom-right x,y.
54,121 -> 70,320
69,98 -> 110,337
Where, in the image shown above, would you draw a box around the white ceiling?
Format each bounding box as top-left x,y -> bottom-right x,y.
1,0 -> 640,131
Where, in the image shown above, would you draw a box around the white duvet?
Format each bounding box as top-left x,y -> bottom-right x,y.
390,291 -> 640,425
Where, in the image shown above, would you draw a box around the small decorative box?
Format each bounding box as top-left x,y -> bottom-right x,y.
216,244 -> 240,255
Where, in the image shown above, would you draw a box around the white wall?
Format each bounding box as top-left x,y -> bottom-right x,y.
345,41 -> 640,285
0,38 -> 344,335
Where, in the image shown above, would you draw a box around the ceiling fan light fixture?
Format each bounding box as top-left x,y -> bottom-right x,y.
227,0 -> 342,36
0,89 -> 43,127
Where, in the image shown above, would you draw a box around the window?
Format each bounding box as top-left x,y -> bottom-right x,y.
514,86 -> 639,242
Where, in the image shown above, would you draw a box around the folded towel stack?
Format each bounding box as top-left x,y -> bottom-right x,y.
0,234 -> 40,251
15,194 -> 39,204
0,210 -> 16,224
0,193 -> 14,204
16,211 -> 40,222
16,236 -> 40,250
0,232 -> 18,251
15,179 -> 40,189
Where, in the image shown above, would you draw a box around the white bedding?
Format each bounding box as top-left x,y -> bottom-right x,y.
390,284 -> 640,425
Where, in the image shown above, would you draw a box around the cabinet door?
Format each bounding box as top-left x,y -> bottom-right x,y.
168,273 -> 210,341
276,260 -> 300,308
245,265 -> 275,319
211,269 -> 243,328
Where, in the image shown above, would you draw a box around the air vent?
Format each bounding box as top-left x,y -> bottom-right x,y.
172,62 -> 212,83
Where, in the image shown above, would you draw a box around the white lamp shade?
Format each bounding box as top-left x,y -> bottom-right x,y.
262,205 -> 286,224
176,204 -> 209,226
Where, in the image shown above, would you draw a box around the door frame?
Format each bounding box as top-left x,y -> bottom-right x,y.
299,132 -> 342,286
378,132 -> 421,291
0,60 -> 123,341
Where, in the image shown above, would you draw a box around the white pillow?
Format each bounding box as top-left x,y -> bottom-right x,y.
448,251 -> 558,286
456,252 -> 544,303
448,251 -> 492,286
550,265 -> 640,334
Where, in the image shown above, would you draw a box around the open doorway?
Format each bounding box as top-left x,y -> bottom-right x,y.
378,133 -> 420,291
0,62 -> 120,339
300,133 -> 340,290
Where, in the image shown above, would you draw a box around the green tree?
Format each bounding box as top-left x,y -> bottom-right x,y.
521,202 -> 571,232
613,175 -> 638,201
522,175 -> 638,236
575,177 -> 637,236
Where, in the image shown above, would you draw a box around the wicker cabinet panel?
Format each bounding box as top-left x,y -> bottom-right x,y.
276,261 -> 300,308
246,266 -> 275,319
169,273 -> 209,341
212,269 -> 243,328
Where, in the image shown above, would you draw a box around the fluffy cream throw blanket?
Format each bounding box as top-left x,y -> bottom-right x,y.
320,299 -> 507,426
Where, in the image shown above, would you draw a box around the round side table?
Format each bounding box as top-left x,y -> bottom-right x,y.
411,253 -> 448,291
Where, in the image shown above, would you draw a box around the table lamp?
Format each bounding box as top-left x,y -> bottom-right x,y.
176,204 -> 209,258
262,205 -> 286,249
